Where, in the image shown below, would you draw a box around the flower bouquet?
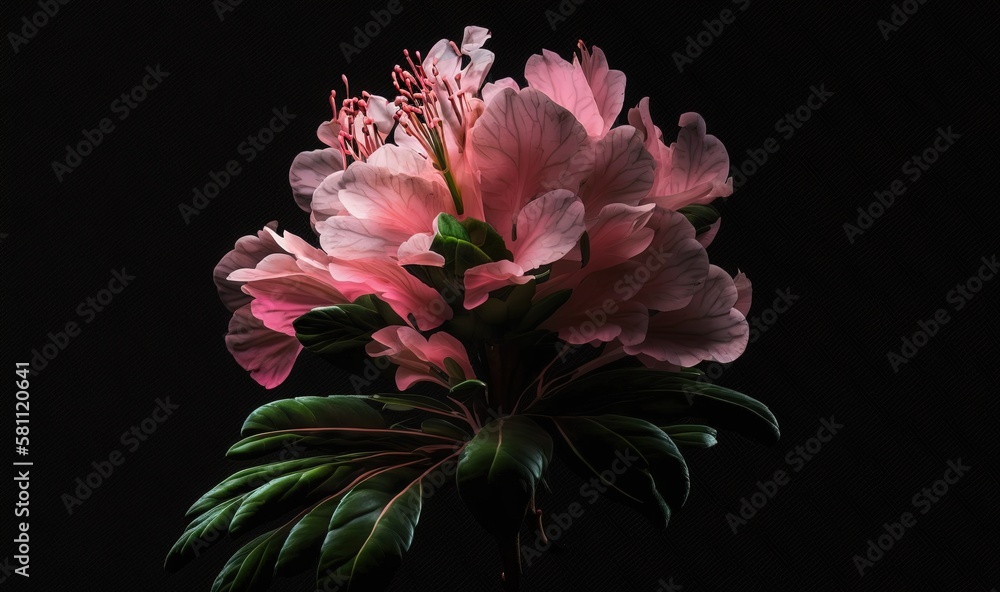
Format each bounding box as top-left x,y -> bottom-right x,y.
166,26 -> 779,592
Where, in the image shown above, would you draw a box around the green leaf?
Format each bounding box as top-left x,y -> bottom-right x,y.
449,379 -> 487,400
228,464 -> 358,537
461,217 -> 512,261
166,497 -> 246,572
241,396 -> 384,437
186,456 -> 343,517
514,289 -> 572,331
369,393 -> 463,416
435,213 -> 471,241
663,424 -> 718,448
431,234 -> 493,277
227,427 -> 461,461
210,530 -> 282,592
537,370 -> 779,445
543,415 -> 688,528
294,305 -> 386,355
678,204 -> 720,235
456,416 -> 552,584
421,418 -> 471,441
317,467 -> 424,591
274,496 -> 342,576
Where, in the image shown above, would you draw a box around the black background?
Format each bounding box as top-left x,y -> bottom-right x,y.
3,1 -> 999,591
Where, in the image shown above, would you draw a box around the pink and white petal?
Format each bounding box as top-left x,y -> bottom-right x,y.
262,227 -> 329,269
542,295 -> 648,346
580,126 -> 654,215
653,112 -> 732,209
366,144 -> 432,176
460,48 -> 495,95
427,331 -> 476,380
338,163 -> 453,239
311,170 -> 346,223
289,148 -> 343,213
633,210 -> 709,312
244,275 -> 346,336
584,203 -> 656,269
328,259 -> 452,330
461,26 -> 491,53
472,88 -> 593,242
481,77 -> 520,107
511,189 -> 586,270
627,97 -> 672,170
227,253 -> 306,283
733,270 -> 752,317
397,233 -> 445,267
696,218 -> 721,247
214,222 -> 281,312
463,260 -> 531,309
624,265 -> 748,366
576,45 -> 626,137
225,304 -> 302,389
525,49 -> 604,137
317,216 -> 390,260
317,120 -> 342,149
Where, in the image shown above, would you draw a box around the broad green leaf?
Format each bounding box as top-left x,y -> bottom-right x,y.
430,234 -> 493,277
456,416 -> 552,583
227,428 -> 462,460
293,305 -> 386,355
543,415 -> 688,528
421,418 -> 471,441
449,379 -> 487,400
435,213 -> 471,241
678,204 -> 720,235
241,396 -> 384,437
229,464 -> 358,536
537,370 -> 779,445
165,497 -> 246,572
461,217 -> 512,262
186,456 -> 343,517
663,424 -> 718,448
210,531 -> 281,592
317,467 -> 424,591
274,496 -> 342,576
369,393 -> 463,416
513,289 -> 572,331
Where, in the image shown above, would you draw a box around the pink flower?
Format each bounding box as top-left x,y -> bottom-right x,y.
366,326 -> 476,390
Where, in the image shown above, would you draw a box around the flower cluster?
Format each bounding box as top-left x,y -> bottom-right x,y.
214,26 -> 749,399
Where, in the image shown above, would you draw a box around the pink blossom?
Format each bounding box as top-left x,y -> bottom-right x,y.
366,326 -> 476,390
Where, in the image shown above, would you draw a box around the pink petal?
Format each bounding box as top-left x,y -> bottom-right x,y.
463,260 -> 532,309
289,148 -> 343,213
397,233 -> 445,267
214,222 -> 281,312
472,88 -> 593,243
310,170 -> 346,224
481,77 -> 520,107
624,265 -> 748,366
317,120 -> 342,149
367,326 -> 474,390
733,270 -> 752,317
542,292 -> 649,346
461,26 -> 491,53
696,218 -> 721,247
631,210 -> 709,312
525,49 -> 604,137
580,126 -> 654,216
583,203 -> 656,270
328,259 -> 452,330
576,44 -> 626,138
338,163 -> 453,241
225,304 -> 302,389
244,275 -> 347,336
316,216 -> 389,260
511,189 -> 586,271
651,112 -> 733,210
366,144 -> 432,176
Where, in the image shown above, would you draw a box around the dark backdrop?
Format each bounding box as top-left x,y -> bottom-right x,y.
3,1 -> 998,591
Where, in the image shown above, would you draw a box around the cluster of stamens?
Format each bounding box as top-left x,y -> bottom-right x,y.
330,75 -> 386,166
